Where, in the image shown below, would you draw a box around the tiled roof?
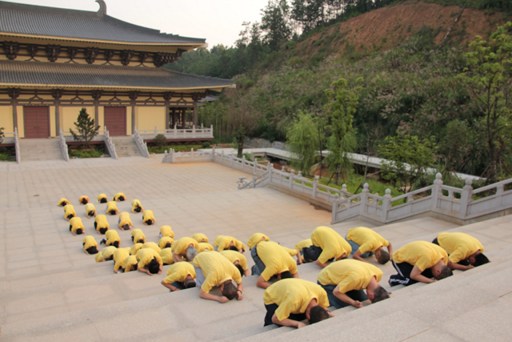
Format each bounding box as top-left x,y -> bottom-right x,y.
0,60 -> 233,91
0,1 -> 205,46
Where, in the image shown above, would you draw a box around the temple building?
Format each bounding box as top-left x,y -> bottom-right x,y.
0,0 -> 232,154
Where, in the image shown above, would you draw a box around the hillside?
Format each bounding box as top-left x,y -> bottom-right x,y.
195,0 -> 511,180
295,1 -> 506,61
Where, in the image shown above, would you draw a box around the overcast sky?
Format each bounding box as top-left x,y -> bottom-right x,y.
3,0 -> 269,47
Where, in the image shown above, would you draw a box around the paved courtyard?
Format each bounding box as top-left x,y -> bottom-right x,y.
0,155 -> 511,341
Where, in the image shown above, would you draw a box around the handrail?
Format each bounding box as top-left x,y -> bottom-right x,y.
137,125 -> 214,139
103,126 -> 118,159
332,173 -> 512,224
132,129 -> 149,158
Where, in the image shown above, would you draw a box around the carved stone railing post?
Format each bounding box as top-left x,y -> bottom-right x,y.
14,127 -> 20,163
382,188 -> 392,222
360,183 -> 369,216
431,173 -> 443,211
313,175 -> 319,199
459,178 -> 473,219
59,129 -> 69,161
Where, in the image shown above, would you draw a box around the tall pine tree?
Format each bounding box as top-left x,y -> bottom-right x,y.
69,108 -> 100,148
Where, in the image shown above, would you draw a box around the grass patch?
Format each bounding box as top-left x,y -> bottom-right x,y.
69,144 -> 106,159
0,152 -> 14,161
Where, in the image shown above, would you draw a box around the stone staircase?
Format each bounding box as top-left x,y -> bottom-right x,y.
2,214 -> 510,341
18,138 -> 63,161
111,136 -> 142,157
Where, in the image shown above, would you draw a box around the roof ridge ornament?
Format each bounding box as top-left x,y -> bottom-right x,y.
96,0 -> 107,17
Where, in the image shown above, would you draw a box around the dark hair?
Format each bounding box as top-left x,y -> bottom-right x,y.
100,198 -> 107,203
236,264 -> 245,277
303,246 -> 322,262
76,228 -> 83,235
67,214 -> 75,220
118,196 -> 125,201
137,238 -> 145,244
309,306 -> 330,324
147,258 -> 160,274
86,246 -> 98,254
473,253 -> 490,267
184,278 -> 196,289
87,211 -> 95,217
145,219 -> 154,225
222,281 -> 239,300
228,245 -> 239,252
376,249 -> 390,265
134,206 -> 142,213
164,242 -> 171,248
108,210 -> 117,215
112,241 -> 120,248
280,271 -> 293,279
372,286 -> 390,304
436,266 -> 453,280
80,198 -> 88,204
99,228 -> 108,234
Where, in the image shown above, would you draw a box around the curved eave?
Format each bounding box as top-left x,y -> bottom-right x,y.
0,82 -> 234,92
0,32 -> 208,50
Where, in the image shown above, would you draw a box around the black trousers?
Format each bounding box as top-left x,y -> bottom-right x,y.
388,260 -> 433,286
264,303 -> 306,327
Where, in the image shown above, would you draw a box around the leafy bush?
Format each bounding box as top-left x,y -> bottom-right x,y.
153,134 -> 167,146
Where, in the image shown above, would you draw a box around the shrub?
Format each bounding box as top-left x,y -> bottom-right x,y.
154,134 -> 167,146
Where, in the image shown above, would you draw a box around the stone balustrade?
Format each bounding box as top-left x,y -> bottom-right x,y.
132,129 -> 149,158
103,126 -> 118,159
138,124 -> 214,140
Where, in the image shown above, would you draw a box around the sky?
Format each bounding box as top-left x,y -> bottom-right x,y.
3,0 -> 269,47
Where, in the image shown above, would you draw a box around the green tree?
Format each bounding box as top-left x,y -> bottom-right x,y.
460,22 -> 512,181
260,0 -> 292,50
69,108 -> 100,148
438,119 -> 476,174
286,110 -> 320,175
378,134 -> 437,193
324,77 -> 360,184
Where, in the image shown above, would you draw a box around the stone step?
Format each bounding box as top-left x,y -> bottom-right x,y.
4,215 -> 510,342
111,137 -> 142,157
19,138 -> 63,161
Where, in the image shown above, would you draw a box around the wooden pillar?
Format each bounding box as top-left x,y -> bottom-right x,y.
52,90 -> 62,134
129,92 -> 138,134
164,92 -> 172,130
193,102 -> 198,126
92,90 -> 102,129
8,88 -> 20,130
